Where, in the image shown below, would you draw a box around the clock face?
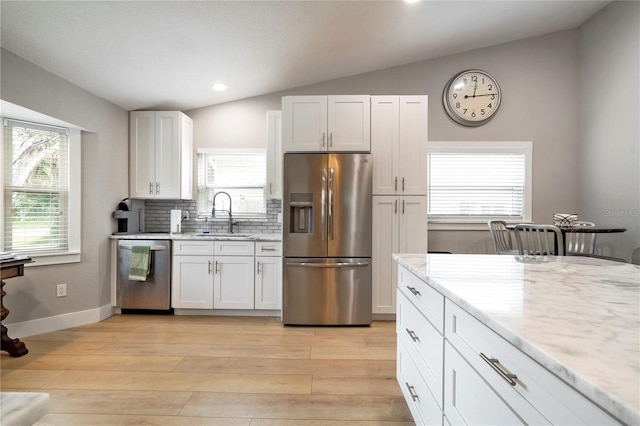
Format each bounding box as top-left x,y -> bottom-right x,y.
443,69 -> 501,126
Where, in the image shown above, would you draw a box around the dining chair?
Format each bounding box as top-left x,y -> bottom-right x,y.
565,221 -> 597,255
487,220 -> 518,254
514,224 -> 565,256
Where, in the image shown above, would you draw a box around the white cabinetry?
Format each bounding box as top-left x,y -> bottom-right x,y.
372,196 -> 427,314
129,111 -> 193,199
282,95 -> 370,153
396,264 -> 622,426
371,96 -> 427,195
213,241 -> 255,309
254,242 -> 283,310
172,240 -> 214,309
266,111 -> 283,199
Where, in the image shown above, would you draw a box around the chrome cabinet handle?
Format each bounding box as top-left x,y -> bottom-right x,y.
405,382 -> 419,402
394,177 -> 398,191
406,286 -> 421,296
208,260 -> 212,274
322,132 -> 326,147
395,199 -> 398,214
405,328 -> 419,342
261,247 -> 277,252
329,132 -> 333,147
402,200 -> 405,214
149,182 -> 153,195
156,182 -> 160,194
479,353 -> 518,386
402,177 -> 405,191
256,260 -> 261,274
269,182 -> 273,195
214,260 -> 219,274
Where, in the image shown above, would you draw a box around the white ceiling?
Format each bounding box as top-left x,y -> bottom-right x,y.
1,0 -> 609,112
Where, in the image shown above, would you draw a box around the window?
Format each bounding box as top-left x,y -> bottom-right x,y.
2,118 -> 81,264
428,141 -> 532,229
197,149 -> 266,218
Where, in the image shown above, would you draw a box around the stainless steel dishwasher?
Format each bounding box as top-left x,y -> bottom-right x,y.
117,239 -> 171,310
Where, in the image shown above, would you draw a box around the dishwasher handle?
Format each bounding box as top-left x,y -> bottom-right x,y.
119,245 -> 167,251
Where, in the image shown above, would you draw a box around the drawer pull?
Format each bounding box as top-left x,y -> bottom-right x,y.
480,352 -> 518,386
405,328 -> 419,342
405,382 -> 419,401
406,286 -> 421,296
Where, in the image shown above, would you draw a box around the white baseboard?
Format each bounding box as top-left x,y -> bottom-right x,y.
6,304 -> 115,338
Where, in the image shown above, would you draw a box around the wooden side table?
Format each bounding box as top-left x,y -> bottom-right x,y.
1,257 -> 33,357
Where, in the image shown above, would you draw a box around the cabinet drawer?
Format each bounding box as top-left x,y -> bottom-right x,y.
397,340 -> 442,426
173,240 -> 214,256
398,266 -> 444,333
443,341 -> 539,426
255,241 -> 282,256
445,300 -> 620,426
214,241 -> 255,256
397,290 -> 443,408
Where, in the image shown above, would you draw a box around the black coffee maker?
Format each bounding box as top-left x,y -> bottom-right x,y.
113,198 -> 140,234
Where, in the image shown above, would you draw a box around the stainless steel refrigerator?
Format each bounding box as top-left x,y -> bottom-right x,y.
283,153 -> 372,325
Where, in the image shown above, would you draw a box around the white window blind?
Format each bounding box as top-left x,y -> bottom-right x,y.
428,142 -> 532,223
197,149 -> 266,218
3,119 -> 70,254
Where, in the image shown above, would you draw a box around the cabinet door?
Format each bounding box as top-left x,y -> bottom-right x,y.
444,342 -> 531,426
282,96 -> 327,152
255,256 -> 282,310
179,113 -> 193,199
327,95 -> 371,152
398,196 -> 428,253
266,110 -> 283,199
371,96 -> 400,195
172,255 -> 213,309
129,111 -> 156,198
154,111 -> 182,198
399,96 -> 428,195
372,196 -> 399,314
213,256 -> 255,309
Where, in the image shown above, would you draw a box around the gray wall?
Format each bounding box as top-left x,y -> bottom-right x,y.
578,1 -> 640,260
1,49 -> 129,323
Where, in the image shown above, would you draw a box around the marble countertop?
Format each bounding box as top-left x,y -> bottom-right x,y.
393,253 -> 640,425
110,232 -> 281,242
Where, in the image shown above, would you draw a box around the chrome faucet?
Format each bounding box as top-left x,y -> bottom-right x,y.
212,191 -> 234,233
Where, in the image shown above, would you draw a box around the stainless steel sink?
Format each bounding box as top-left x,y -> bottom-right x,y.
191,232 -> 255,239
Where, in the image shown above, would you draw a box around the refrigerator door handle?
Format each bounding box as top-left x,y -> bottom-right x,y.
329,167 -> 335,240
321,168 -> 327,241
286,262 -> 369,268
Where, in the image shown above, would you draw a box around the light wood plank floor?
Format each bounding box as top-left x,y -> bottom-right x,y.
1,315 -> 413,425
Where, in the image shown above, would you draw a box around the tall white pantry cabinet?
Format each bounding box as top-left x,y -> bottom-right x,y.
371,95 -> 428,314
129,111 -> 193,199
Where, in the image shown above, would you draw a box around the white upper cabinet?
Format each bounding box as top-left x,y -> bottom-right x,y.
129,111 -> 193,199
282,95 -> 370,153
371,96 -> 428,195
266,110 -> 283,199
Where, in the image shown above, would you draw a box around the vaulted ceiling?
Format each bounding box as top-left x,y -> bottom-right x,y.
0,1 -> 609,111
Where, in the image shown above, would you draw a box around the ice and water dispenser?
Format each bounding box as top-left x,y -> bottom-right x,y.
289,193 -> 313,234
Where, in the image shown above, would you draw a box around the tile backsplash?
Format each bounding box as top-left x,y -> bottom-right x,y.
143,199 -> 282,234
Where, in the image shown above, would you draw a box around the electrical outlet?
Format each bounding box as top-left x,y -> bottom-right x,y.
182,210 -> 189,221
56,284 -> 67,297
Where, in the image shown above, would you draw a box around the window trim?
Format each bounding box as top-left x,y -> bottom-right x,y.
427,141 -> 532,231
1,117 -> 81,266
196,147 -> 267,219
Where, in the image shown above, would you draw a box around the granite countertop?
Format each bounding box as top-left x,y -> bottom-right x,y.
393,253 -> 640,426
110,233 -> 281,242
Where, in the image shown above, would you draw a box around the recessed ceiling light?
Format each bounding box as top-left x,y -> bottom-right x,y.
212,83 -> 227,91
405,0 -> 421,3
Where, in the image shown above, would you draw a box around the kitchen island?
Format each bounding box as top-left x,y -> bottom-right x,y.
393,253 -> 639,425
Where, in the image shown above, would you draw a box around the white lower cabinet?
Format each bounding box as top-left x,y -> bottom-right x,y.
172,240 -> 282,311
396,265 -> 622,426
255,242 -> 283,310
172,241 -> 214,309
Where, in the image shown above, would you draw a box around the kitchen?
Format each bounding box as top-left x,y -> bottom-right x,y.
1,1 -> 639,425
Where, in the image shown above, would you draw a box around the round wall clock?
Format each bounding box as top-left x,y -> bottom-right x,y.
443,69 -> 501,126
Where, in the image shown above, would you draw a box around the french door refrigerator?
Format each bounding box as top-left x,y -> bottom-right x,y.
283,153 -> 372,325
